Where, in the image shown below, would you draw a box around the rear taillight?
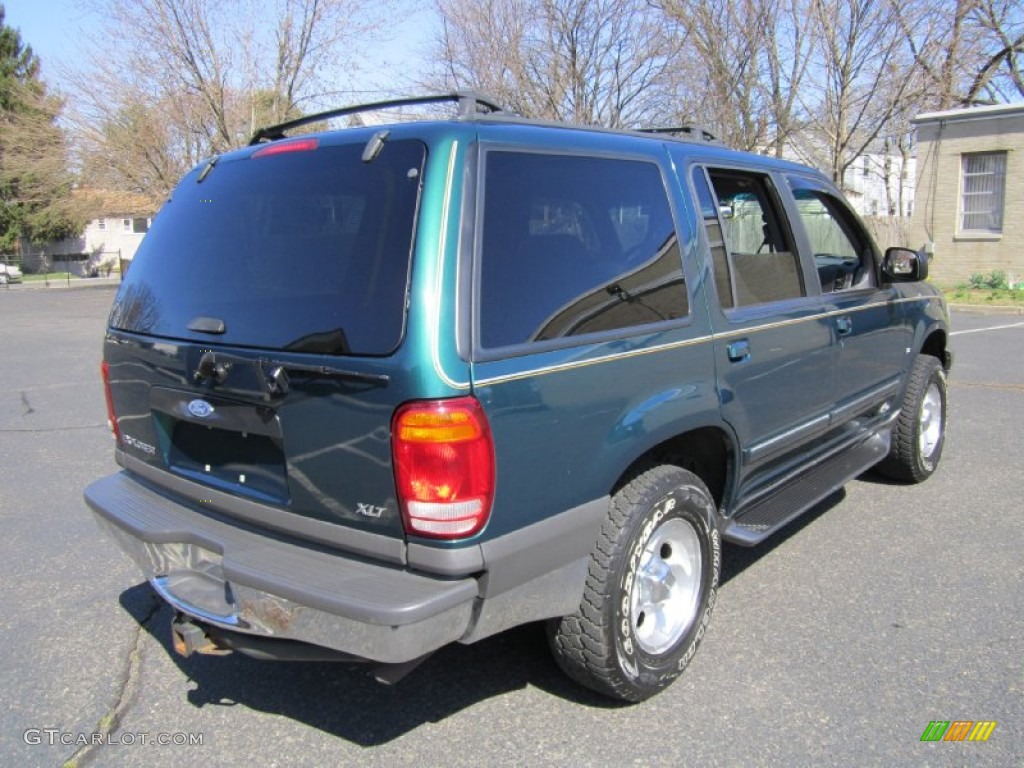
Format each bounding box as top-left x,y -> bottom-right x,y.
392,397 -> 495,539
101,360 -> 122,445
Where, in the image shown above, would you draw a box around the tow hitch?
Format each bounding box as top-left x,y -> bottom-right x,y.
171,614 -> 231,657
169,613 -> 432,683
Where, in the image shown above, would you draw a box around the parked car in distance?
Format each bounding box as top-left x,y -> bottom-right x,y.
0,263 -> 22,284
85,93 -> 950,702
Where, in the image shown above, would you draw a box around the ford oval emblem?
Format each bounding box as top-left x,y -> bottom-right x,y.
187,399 -> 215,419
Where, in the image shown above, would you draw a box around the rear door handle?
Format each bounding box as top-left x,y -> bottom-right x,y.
836,316 -> 853,336
727,339 -> 750,362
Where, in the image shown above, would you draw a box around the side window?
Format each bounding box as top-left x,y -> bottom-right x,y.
789,183 -> 875,293
479,151 -> 687,349
692,168 -> 733,309
706,169 -> 804,306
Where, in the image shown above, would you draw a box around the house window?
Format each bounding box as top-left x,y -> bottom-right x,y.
122,218 -> 131,232
862,158 -> 870,177
97,219 -> 106,231
131,218 -> 149,234
960,152 -> 1006,233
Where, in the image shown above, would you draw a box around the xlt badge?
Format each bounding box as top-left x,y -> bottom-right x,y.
356,503 -> 386,518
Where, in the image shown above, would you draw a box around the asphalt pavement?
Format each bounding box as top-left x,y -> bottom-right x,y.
0,286 -> 1020,767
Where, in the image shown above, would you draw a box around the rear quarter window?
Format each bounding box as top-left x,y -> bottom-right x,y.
478,151 -> 687,349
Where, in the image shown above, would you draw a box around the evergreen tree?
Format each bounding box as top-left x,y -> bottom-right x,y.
0,5 -> 80,253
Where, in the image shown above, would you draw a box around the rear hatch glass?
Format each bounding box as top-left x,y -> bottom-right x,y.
110,138 -> 425,355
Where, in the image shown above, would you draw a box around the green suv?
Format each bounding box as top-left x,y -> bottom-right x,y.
85,93 -> 950,701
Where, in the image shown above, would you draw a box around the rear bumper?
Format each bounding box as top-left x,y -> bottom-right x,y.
84,472 -> 478,663
85,471 -> 607,664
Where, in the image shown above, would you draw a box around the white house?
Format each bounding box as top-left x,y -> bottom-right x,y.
840,152 -> 916,219
21,189 -> 157,275
779,130 -> 917,222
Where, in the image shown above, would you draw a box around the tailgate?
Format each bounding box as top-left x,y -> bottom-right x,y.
101,136 -> 431,546
105,335 -> 407,540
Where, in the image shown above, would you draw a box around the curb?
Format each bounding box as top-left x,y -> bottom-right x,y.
2,278 -> 121,292
948,303 -> 1024,316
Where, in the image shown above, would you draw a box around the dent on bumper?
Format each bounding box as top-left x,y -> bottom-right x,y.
85,472 -> 478,664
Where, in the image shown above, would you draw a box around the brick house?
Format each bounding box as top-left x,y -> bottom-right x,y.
909,103 -> 1024,285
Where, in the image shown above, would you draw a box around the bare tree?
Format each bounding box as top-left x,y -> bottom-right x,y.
795,0 -> 920,185
68,0 -> 390,200
433,0 -> 533,113
251,0 -> 393,124
619,0 -> 815,155
898,0 -> 1023,109
762,0 -> 815,157
76,91 -> 199,203
658,0 -> 776,150
432,0 -> 684,127
964,0 -> 1024,103
897,0 -> 975,109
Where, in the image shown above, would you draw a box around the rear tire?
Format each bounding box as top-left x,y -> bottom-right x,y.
548,465 -> 720,702
876,355 -> 946,483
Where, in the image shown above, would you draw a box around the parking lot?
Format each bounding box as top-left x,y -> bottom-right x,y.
1,286 -> 1020,767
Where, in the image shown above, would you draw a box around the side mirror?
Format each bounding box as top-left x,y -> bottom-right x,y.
882,247 -> 928,282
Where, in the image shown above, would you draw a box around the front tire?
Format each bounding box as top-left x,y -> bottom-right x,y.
876,354 -> 947,483
548,465 -> 720,702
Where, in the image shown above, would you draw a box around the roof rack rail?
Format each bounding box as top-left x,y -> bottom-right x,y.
637,125 -> 718,143
248,92 -> 506,145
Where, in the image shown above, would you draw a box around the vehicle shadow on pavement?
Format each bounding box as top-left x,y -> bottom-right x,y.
119,584 -> 624,747
853,467 -> 912,487
719,489 -> 845,585
115,490 -> 845,743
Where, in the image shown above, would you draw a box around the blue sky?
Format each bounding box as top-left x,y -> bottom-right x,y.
4,0 -> 434,97
4,0 -> 95,83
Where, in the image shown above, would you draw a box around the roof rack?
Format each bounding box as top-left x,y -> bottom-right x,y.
248,92 -> 506,145
637,125 -> 718,143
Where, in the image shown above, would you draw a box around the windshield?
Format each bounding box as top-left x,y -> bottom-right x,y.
110,139 -> 425,356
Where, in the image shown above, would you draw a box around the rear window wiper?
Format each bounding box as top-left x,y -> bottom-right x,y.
263,359 -> 390,389
192,350 -> 389,396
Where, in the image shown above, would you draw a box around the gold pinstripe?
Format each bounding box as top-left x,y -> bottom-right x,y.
474,294 -> 942,388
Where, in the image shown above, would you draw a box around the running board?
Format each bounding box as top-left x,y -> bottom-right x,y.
722,432 -> 889,547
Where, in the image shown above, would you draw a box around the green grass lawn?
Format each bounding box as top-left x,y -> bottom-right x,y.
942,285 -> 1024,307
